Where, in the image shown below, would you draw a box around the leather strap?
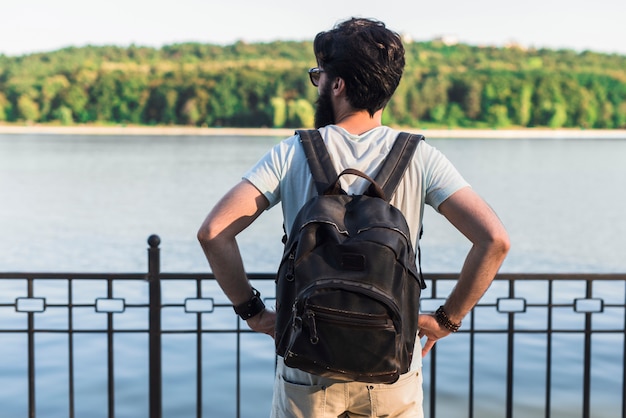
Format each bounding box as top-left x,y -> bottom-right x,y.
233,287 -> 265,320
369,131 -> 423,201
297,129 -> 337,196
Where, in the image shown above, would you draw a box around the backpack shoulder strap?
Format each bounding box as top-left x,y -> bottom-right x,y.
296,129 -> 336,196
370,132 -> 424,202
298,129 -> 424,199
373,132 -> 425,286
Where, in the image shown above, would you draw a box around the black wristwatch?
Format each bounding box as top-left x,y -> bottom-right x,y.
233,287 -> 266,320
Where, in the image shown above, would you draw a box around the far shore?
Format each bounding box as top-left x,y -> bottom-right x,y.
1,124 -> 625,139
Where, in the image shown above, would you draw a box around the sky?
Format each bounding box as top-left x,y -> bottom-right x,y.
1,0 -> 625,57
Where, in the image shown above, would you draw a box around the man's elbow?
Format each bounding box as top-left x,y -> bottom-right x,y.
197,227 -> 208,246
197,222 -> 219,249
490,229 -> 511,259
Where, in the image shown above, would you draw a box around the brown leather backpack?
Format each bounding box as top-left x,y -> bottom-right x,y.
275,129 -> 426,384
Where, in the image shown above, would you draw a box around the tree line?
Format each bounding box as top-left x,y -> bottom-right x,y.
1,40 -> 625,129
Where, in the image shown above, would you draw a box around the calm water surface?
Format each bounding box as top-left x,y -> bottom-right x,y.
0,133 -> 625,417
2,133 -> 625,274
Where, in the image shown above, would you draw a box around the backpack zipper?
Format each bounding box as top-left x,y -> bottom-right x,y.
307,305 -> 393,328
303,279 -> 401,319
285,251 -> 295,281
302,306 -> 394,345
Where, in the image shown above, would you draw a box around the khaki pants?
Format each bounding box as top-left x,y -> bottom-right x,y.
271,358 -> 424,418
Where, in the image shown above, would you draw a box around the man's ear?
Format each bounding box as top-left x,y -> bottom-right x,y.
332,77 -> 346,96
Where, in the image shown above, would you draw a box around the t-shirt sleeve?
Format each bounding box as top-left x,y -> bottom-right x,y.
422,143 -> 470,211
242,135 -> 298,210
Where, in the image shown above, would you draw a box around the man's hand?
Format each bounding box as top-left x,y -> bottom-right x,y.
418,313 -> 451,358
417,187 -> 510,358
246,309 -> 276,338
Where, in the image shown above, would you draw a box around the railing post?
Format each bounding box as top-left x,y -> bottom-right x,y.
582,279 -> 593,418
27,279 -> 36,418
148,235 -> 162,418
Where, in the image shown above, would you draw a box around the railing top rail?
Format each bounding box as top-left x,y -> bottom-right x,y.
1,272 -> 625,281
0,272 -> 148,280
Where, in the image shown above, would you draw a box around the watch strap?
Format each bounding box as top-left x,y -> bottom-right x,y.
233,287 -> 265,320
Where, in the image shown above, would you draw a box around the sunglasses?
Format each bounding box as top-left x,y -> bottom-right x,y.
308,67 -> 325,87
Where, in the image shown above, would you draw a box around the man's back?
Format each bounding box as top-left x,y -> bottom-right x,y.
244,124 -> 470,249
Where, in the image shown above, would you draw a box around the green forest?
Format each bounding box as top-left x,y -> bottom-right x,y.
1,39 -> 625,129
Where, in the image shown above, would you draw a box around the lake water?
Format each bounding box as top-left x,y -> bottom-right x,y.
2,132 -> 626,274
1,132 -> 625,417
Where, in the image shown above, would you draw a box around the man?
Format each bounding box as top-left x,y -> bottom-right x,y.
198,17 -> 510,418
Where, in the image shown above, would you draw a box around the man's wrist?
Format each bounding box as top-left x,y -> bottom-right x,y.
233,287 -> 266,320
434,305 -> 462,332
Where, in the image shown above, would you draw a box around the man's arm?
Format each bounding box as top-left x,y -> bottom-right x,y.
419,186 -> 510,357
197,179 -> 276,337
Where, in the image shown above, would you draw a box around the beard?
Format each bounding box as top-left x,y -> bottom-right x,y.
314,83 -> 335,129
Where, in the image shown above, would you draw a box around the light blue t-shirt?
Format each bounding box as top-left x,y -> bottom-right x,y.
244,125 -> 470,249
244,124 -> 470,370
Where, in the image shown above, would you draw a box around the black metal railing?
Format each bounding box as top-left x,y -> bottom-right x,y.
0,235 -> 624,418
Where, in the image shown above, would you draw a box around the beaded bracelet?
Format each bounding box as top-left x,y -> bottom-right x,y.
233,287 -> 265,320
435,306 -> 461,332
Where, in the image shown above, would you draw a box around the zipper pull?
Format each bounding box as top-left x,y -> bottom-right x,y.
291,301 -> 301,330
304,310 -> 319,344
286,252 -> 295,281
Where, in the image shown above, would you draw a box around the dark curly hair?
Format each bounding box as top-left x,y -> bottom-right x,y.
313,18 -> 405,116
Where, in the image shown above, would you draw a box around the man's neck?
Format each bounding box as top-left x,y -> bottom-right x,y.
335,109 -> 383,136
